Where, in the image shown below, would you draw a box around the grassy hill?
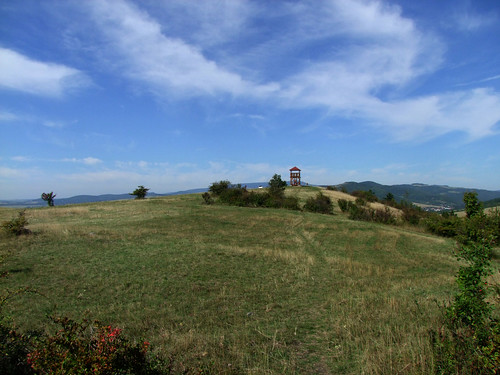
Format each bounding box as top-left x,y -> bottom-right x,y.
0,187 -> 466,373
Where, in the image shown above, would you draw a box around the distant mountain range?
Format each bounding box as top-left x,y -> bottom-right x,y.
1,181 -> 499,210
0,182 -> 267,208
336,181 -> 500,210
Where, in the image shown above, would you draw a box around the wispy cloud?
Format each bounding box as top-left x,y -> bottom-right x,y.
452,8 -> 497,31
0,47 -> 89,97
77,0 -> 500,142
0,110 -> 20,122
10,156 -> 31,162
85,0 -> 278,98
61,157 -> 102,165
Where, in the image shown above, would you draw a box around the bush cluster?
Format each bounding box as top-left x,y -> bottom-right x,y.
337,199 -> 349,213
351,189 -> 378,203
28,317 -> 159,375
340,189 -> 427,227
303,193 -> 333,214
338,198 -> 396,225
425,208 -> 500,245
350,204 -> 396,225
0,317 -> 172,375
431,191 -> 499,374
206,178 -> 300,211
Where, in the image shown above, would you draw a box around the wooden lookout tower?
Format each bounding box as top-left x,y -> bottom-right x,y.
289,166 -> 301,186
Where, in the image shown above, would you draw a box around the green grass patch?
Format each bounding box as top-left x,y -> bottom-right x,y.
0,193 -> 463,373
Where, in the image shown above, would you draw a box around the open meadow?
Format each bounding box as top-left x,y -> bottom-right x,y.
0,187 -> 468,374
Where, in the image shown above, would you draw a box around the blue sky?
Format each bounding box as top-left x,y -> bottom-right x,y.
1,0 -> 500,199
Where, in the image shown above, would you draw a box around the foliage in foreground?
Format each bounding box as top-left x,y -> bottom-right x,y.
27,317 -> 160,375
425,207 -> 500,245
1,211 -> 31,236
430,194 -> 499,374
0,317 -> 173,375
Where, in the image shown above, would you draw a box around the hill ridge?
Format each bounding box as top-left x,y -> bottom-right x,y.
1,181 -> 499,209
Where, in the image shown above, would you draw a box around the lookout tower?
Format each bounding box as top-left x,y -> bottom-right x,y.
289,166 -> 301,186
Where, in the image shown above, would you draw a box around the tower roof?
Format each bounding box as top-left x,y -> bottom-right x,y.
289,166 -> 301,171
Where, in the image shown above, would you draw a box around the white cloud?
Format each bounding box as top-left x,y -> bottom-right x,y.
61,157 -> 102,165
82,157 -> 102,165
85,0 -> 277,98
80,0 -> 500,142
156,0 -> 255,48
277,1 -> 500,141
365,88 -> 500,141
0,47 -> 89,97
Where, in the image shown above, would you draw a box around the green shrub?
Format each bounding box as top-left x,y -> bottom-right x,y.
201,192 -> 214,205
355,197 -> 366,206
431,197 -> 499,374
424,215 -> 460,238
218,184 -> 248,206
383,192 -> 396,205
209,180 -> 231,196
303,193 -> 333,214
431,240 -> 499,374
337,199 -> 349,213
372,207 -> 397,225
351,190 -> 378,202
246,191 -> 269,207
207,178 -> 300,212
347,202 -> 396,224
1,211 -> 31,236
399,202 -> 425,225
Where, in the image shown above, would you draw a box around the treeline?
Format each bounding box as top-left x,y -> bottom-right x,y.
337,188 -> 499,245
204,174 -> 334,215
335,189 -> 424,226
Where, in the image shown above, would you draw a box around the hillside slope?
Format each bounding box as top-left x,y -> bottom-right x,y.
1,191 -> 460,374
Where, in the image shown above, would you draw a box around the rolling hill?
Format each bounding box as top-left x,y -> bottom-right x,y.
337,181 -> 500,210
0,187 -> 462,374
2,181 -> 499,209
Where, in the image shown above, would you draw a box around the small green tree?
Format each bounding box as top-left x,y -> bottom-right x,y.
209,180 -> 231,196
1,211 -> 31,236
268,174 -> 287,198
464,191 -> 483,218
130,185 -> 149,199
41,192 -> 56,206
